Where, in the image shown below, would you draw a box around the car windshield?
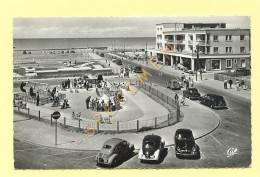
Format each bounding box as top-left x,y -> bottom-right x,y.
189,89 -> 198,93
144,141 -> 155,149
176,133 -> 192,140
103,144 -> 112,149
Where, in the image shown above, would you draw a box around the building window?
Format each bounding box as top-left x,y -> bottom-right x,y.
241,59 -> 246,68
226,35 -> 232,41
240,47 -> 246,53
213,35 -> 218,42
213,47 -> 218,53
212,59 -> 221,70
226,59 -> 232,68
226,47 -> 232,53
234,59 -> 237,64
240,35 -> 245,41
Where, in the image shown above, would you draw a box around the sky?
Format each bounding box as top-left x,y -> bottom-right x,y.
13,16 -> 250,38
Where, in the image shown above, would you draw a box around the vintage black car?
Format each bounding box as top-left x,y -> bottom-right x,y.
183,88 -> 201,99
96,138 -> 135,166
133,66 -> 143,73
174,129 -> 200,159
116,60 -> 123,65
138,135 -> 165,162
199,94 -> 227,109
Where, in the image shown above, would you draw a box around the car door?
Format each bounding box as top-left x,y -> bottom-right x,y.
121,141 -> 129,159
115,143 -> 123,161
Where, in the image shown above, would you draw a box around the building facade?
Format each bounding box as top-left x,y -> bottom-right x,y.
148,23 -> 250,71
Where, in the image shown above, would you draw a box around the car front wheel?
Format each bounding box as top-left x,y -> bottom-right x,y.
112,158 -> 119,167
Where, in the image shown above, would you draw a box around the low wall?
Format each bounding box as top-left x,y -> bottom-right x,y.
214,73 -> 251,89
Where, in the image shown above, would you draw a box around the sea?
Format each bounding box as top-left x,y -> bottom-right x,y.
13,37 -> 156,51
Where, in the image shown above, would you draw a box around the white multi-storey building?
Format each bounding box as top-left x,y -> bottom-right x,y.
148,23 -> 250,71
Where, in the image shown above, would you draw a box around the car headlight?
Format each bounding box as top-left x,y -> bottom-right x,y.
192,146 -> 197,152
177,147 -> 181,152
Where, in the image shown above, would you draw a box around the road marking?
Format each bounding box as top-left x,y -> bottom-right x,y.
222,129 -> 239,137
77,155 -> 96,161
222,121 -> 250,129
42,151 -> 76,158
210,135 -> 222,145
15,147 -> 48,152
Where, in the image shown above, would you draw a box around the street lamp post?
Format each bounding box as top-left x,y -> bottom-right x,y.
195,44 -> 203,81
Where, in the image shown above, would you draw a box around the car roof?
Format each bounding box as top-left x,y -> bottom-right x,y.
104,138 -> 124,146
206,94 -> 223,98
143,135 -> 161,144
188,88 -> 198,90
176,128 -> 192,134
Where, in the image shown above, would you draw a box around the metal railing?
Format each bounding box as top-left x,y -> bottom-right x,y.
13,82 -> 181,133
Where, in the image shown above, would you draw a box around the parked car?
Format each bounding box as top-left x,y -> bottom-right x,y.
96,138 -> 135,167
138,135 -> 165,162
116,60 -> 123,65
199,94 -> 227,109
174,129 -> 200,159
133,66 -> 143,73
166,79 -> 181,90
183,88 -> 201,99
235,68 -> 251,76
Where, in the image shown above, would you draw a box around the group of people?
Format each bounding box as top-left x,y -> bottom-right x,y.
48,87 -> 61,107
61,79 -> 71,90
14,99 -> 27,109
118,67 -> 130,78
73,77 -> 91,90
181,73 -> 194,89
224,78 -> 247,90
85,95 -> 122,112
61,99 -> 70,109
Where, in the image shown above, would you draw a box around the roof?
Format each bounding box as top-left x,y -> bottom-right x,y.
176,128 -> 192,134
206,94 -> 224,98
104,138 -> 124,146
143,135 -> 161,144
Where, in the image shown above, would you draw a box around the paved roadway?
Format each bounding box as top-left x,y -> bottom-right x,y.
14,57 -> 251,169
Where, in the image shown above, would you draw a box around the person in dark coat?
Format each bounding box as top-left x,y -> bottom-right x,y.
186,81 -> 189,90
86,81 -> 89,91
36,92 -> 40,106
85,96 -> 91,109
229,78 -> 233,89
175,93 -> 179,102
67,79 -> 70,88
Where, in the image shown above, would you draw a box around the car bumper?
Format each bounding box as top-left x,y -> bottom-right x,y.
176,150 -> 199,157
213,105 -> 227,109
138,154 -> 159,161
188,96 -> 200,100
96,157 -> 112,165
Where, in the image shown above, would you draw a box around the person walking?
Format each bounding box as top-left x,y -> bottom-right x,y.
85,96 -> 91,109
36,92 -> 40,106
229,78 -> 233,89
86,81 -> 89,91
241,80 -> 245,89
67,79 -> 70,89
236,79 -> 240,91
224,79 -> 228,89
174,93 -> 179,103
186,80 -> 189,90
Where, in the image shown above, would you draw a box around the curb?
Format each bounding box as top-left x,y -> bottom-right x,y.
195,82 -> 251,104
